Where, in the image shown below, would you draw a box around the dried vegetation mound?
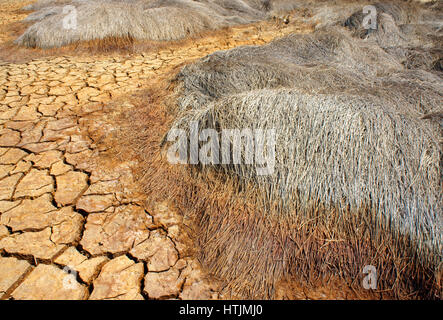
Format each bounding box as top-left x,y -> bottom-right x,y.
159,1 -> 442,299
16,0 -> 274,48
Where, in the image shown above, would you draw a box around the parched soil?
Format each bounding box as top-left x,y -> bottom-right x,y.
0,0 -> 316,300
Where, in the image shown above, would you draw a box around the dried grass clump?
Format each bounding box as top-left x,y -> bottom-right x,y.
16,0 -> 271,48
310,1 -> 443,71
150,15 -> 442,298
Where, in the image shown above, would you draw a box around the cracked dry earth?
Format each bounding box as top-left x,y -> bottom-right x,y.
0,1 -> 311,300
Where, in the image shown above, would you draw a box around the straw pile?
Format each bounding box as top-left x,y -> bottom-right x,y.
148,1 -> 441,299
312,0 -> 443,71
16,0 -> 271,48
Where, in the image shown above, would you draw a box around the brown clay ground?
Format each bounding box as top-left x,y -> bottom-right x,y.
0,0 -> 325,300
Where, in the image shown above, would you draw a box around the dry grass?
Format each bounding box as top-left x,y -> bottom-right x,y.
116,85 -> 441,300
313,0 -> 443,71
0,19 -> 281,64
0,34 -> 140,63
15,0 -> 271,48
112,2 -> 443,299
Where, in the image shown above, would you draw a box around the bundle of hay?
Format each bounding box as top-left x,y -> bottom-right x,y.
16,0 -> 271,48
152,11 -> 441,298
310,1 -> 443,71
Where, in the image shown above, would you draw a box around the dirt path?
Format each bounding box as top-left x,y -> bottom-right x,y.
0,1 -> 311,300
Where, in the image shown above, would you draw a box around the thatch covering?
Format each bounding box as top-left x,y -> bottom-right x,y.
16,0 -> 274,48
145,2 -> 441,299
312,0 -> 443,71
